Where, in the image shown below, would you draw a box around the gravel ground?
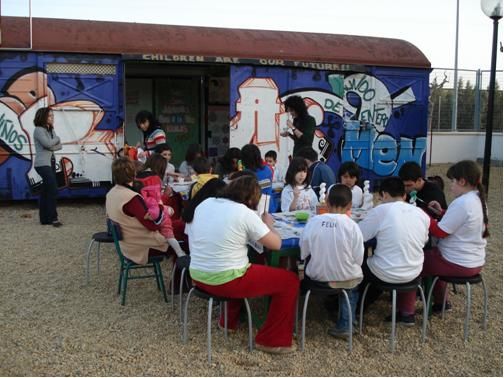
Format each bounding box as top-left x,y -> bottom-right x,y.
0,164 -> 502,376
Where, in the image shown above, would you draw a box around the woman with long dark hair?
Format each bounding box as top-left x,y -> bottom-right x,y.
135,110 -> 167,158
280,95 -> 316,156
33,107 -> 63,227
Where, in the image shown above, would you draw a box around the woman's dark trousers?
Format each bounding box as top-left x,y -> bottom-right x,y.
35,166 -> 58,224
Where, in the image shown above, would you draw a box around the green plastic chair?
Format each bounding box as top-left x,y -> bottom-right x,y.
108,219 -> 168,306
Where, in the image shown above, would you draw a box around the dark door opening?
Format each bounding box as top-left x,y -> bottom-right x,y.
124,62 -> 229,167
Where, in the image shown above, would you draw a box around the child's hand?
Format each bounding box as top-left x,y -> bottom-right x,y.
163,185 -> 173,196
144,212 -> 153,220
261,213 -> 275,228
428,200 -> 442,213
166,206 -> 175,217
293,187 -> 300,198
427,200 -> 443,217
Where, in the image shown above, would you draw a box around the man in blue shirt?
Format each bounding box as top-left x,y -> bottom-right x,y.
297,147 -> 336,197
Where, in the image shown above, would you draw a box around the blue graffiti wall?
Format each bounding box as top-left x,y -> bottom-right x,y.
229,65 -> 430,187
0,52 -> 123,200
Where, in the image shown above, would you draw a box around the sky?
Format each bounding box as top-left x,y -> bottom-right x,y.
2,0 -> 502,71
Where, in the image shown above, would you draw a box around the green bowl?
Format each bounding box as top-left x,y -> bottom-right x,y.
295,211 -> 310,222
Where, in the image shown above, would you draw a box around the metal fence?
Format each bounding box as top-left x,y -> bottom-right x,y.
429,68 -> 503,132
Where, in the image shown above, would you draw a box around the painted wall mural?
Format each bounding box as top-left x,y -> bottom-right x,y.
229,66 -> 430,185
0,53 -> 123,200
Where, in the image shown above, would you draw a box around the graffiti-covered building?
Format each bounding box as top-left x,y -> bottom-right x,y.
0,16 -> 431,200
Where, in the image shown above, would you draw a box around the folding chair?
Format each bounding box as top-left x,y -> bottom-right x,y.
108,219 -> 168,305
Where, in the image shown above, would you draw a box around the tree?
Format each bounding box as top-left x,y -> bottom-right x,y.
457,78 -> 475,130
480,81 -> 503,132
429,71 -> 503,132
429,72 -> 450,131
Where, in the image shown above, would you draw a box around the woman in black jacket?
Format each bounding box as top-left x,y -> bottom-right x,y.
280,95 -> 316,156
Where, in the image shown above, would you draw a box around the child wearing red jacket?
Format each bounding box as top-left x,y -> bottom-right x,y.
135,155 -> 186,257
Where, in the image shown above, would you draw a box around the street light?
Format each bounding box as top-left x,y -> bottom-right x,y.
481,0 -> 503,194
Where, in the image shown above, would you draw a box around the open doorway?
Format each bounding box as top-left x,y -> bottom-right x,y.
124,62 -> 230,167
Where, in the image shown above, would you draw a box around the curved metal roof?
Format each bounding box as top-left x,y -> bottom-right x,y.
1,16 -> 431,69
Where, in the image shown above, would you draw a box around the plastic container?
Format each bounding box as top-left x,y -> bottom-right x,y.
295,211 -> 310,222
316,203 -> 328,215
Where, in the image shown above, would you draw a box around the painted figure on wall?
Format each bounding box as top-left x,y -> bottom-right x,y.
0,68 -> 119,199
229,66 -> 429,184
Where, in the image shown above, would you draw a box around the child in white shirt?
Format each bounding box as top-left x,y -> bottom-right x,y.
338,161 -> 363,208
300,184 -> 364,339
281,157 -> 318,212
358,177 -> 429,325
423,160 -> 488,312
155,143 -> 182,185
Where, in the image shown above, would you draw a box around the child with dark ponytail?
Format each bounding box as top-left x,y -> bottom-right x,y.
422,160 -> 489,312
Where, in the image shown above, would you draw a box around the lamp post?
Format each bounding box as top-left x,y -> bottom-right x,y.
451,0 -> 460,131
481,0 -> 503,194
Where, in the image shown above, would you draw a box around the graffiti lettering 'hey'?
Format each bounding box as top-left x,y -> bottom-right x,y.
0,112 -> 27,151
342,126 -> 426,176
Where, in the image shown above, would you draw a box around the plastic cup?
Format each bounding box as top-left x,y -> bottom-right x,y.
316,203 -> 328,215
298,263 -> 305,280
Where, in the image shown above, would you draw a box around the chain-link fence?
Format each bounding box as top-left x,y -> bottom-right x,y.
429,68 -> 503,132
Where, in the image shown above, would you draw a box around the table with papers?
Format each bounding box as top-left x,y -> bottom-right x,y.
168,180 -> 196,200
263,209 -> 369,267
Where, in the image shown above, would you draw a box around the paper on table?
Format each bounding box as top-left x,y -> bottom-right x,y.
271,212 -> 309,239
272,182 -> 285,191
248,211 -> 307,253
350,208 -> 369,222
256,193 -> 271,217
169,181 -> 196,193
